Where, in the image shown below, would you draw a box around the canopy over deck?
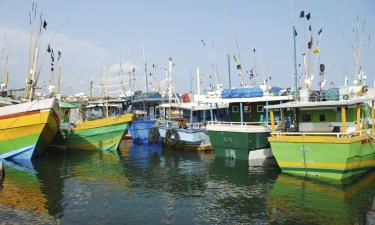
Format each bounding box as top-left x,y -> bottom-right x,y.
158,102 -> 229,111
265,96 -> 375,109
131,97 -> 167,104
196,95 -> 293,104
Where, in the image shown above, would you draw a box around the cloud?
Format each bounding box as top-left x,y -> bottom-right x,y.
108,62 -> 139,75
0,24 -> 110,95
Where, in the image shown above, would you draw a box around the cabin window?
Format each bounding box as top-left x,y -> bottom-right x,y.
257,105 -> 264,112
302,113 -> 311,122
232,106 -> 239,113
319,114 -> 326,122
244,105 -> 251,113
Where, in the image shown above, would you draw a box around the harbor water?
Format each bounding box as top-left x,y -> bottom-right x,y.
0,141 -> 374,225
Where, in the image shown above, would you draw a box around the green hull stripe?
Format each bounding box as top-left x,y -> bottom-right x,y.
282,166 -> 374,174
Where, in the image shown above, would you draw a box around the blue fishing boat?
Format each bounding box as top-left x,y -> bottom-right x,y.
128,91 -> 166,144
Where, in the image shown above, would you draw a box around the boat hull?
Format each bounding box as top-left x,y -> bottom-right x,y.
59,114 -> 134,151
129,120 -> 156,144
158,127 -> 212,150
0,99 -> 59,160
206,125 -> 271,160
268,134 -> 375,180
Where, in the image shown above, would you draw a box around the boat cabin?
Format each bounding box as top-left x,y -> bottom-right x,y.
130,92 -> 167,120
158,102 -> 229,124
266,96 -> 375,134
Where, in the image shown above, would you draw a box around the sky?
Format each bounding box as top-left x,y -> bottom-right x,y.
0,0 -> 374,96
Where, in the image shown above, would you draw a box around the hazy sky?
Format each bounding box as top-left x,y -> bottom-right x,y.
0,0 -> 374,95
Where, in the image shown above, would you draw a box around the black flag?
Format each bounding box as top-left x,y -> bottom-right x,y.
306,13 -> 311,20
308,40 -> 312,49
43,20 -> 47,29
320,64 -> 325,72
309,25 -> 312,31
294,29 -> 298,36
300,11 -> 304,18
47,44 -> 51,53
318,28 -> 323,35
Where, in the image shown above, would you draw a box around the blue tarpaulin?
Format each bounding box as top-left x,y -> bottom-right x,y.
221,87 -> 264,98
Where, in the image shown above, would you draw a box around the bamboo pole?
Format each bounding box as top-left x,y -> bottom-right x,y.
281,109 -> 285,131
356,103 -> 361,131
270,109 -> 275,133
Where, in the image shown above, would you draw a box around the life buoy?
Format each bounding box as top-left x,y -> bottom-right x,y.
165,128 -> 180,146
148,127 -> 160,144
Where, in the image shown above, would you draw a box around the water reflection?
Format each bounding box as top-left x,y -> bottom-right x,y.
268,172 -> 375,225
0,143 -> 373,225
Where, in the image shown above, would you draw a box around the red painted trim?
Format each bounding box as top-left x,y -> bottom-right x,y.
0,109 -> 41,120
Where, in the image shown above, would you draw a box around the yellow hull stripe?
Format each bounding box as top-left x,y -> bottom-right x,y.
74,114 -> 134,131
65,136 -> 122,150
0,111 -> 54,129
0,111 -> 58,141
278,160 -> 375,169
268,134 -> 371,144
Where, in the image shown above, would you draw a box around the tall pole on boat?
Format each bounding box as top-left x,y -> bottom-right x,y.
197,68 -> 200,96
28,47 -> 39,101
235,37 -> 244,87
293,25 -> 298,96
105,63 -> 109,118
168,57 -> 173,121
142,46 -> 149,92
57,65 -> 61,94
227,54 -> 231,89
290,0 -> 298,96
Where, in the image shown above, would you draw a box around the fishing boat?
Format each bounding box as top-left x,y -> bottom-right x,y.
151,58 -> 226,150
266,91 -> 375,180
265,15 -> 375,180
201,86 -> 293,161
128,91 -> 166,144
55,98 -> 134,151
53,61 -> 135,151
0,5 -> 61,160
0,98 -> 59,160
156,101 -> 228,150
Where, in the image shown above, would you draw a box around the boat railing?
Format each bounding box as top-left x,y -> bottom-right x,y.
156,119 -> 205,131
271,129 -> 374,138
207,121 -> 270,127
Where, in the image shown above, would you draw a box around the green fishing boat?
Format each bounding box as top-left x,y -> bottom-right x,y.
54,101 -> 134,151
266,94 -> 375,180
201,88 -> 293,160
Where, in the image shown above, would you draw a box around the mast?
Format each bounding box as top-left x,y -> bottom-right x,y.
57,65 -> 61,94
292,25 -> 298,96
227,54 -> 231,89
251,49 -> 257,86
105,63 -> 109,118
28,47 -> 39,101
167,57 -> 173,121
142,46 -> 149,92
197,68 -> 200,95
235,38 -> 244,87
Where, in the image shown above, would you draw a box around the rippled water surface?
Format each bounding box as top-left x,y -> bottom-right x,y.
0,141 -> 374,225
